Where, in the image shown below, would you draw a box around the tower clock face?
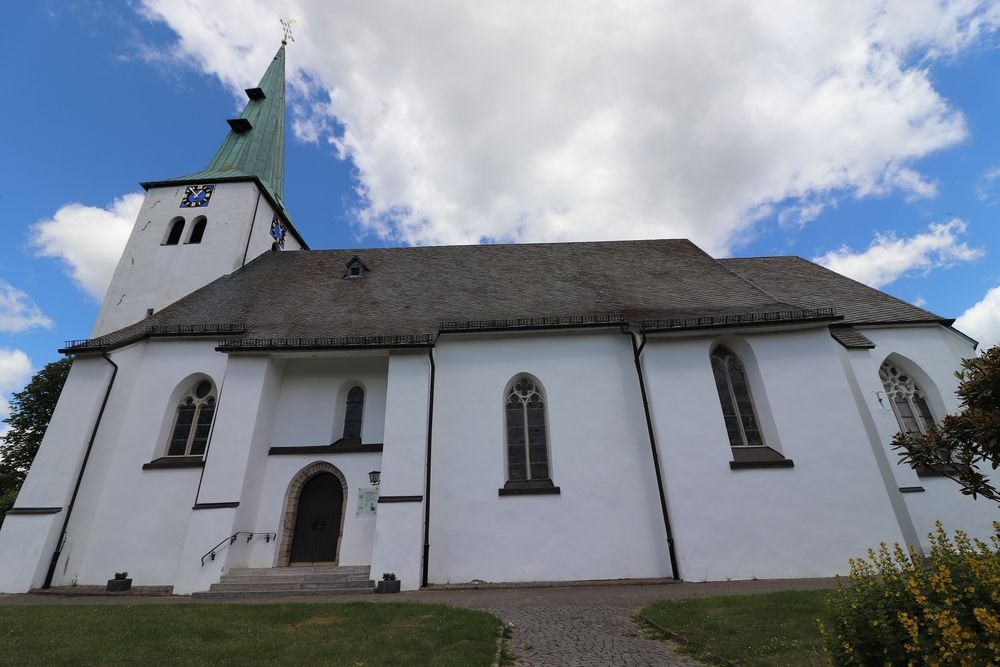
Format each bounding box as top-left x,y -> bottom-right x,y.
180,184 -> 215,208
270,214 -> 286,249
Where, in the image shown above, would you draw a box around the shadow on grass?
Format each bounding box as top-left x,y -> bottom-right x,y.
0,601 -> 500,666
640,589 -> 832,667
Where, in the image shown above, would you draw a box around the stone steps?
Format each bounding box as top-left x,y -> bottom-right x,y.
194,565 -> 375,598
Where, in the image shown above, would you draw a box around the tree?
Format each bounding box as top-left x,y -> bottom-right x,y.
0,358 -> 72,523
892,344 -> 1000,504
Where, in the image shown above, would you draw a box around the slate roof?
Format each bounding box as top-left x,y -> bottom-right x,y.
720,256 -> 949,326
62,240 -> 951,353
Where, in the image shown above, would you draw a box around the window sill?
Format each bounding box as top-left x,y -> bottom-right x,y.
142,456 -> 205,470
729,459 -> 794,470
915,464 -> 969,478
729,447 -> 793,470
268,438 -> 384,455
499,480 -> 561,496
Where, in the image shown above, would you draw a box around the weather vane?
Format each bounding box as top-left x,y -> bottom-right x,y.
281,18 -> 297,45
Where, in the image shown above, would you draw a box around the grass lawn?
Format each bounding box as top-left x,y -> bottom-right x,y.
641,589 -> 831,666
0,602 -> 499,666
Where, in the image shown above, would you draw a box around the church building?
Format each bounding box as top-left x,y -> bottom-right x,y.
1,45 -> 996,595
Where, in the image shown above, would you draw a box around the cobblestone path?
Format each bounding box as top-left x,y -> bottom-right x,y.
484,603 -> 699,666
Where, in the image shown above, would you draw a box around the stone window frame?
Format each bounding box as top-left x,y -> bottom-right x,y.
710,341 -> 793,469
711,345 -> 766,448
342,386 -> 365,440
275,461 -> 350,567
164,379 -> 217,457
879,361 -> 936,435
500,373 -> 560,495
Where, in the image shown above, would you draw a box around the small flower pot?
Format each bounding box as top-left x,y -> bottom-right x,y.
376,579 -> 401,594
106,578 -> 132,592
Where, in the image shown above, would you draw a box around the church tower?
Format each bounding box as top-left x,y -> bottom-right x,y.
92,45 -> 307,337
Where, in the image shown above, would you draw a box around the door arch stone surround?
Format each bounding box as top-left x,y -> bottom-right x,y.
276,461 -> 349,566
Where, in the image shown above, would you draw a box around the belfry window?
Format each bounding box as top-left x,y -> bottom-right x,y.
187,216 -> 207,244
504,376 -> 550,481
167,380 -> 216,456
342,386 -> 364,439
711,346 -> 765,447
879,362 -> 935,434
164,217 -> 185,246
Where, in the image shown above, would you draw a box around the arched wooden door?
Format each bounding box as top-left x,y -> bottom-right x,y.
289,472 -> 343,564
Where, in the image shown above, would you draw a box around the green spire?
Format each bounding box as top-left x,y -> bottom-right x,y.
156,46 -> 287,205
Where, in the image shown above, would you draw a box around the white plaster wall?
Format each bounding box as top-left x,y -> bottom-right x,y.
0,356 -> 115,592
370,351 -> 432,590
644,328 -> 907,581
851,325 -> 999,549
428,333 -> 671,584
59,341 -> 229,587
270,357 -> 388,446
93,182 -> 302,337
241,356 -> 388,568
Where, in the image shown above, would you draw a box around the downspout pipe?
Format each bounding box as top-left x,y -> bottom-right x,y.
420,344 -> 437,588
44,351 -> 119,588
623,326 -> 680,581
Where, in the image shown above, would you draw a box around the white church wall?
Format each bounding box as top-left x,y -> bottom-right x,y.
853,325 -> 999,551
0,356 -> 116,592
239,355 -> 389,569
58,341 -> 228,588
246,194 -> 303,258
172,355 -> 284,593
370,351 -> 433,590
269,356 -> 389,446
643,328 -> 907,582
93,182 -> 293,338
426,333 -> 671,585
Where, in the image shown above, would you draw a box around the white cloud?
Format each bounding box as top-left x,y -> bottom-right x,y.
975,165 -> 1000,203
0,282 -> 53,333
955,285 -> 1000,349
138,1 -> 999,253
813,219 -> 983,288
31,194 -> 141,301
0,349 -> 32,439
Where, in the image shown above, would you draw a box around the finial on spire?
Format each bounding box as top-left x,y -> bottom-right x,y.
281,18 -> 296,46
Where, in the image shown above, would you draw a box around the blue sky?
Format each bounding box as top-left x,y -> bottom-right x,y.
2,1 -> 1000,414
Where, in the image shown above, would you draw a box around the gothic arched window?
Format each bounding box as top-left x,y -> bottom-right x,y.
711,346 -> 765,447
167,380 -> 216,456
342,386 -> 364,439
164,217 -> 185,246
879,362 -> 935,434
187,216 -> 207,244
504,375 -> 550,481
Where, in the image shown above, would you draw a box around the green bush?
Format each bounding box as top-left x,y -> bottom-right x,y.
822,522 -> 1000,666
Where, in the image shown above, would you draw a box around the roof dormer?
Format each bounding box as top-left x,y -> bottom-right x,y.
344,255 -> 370,279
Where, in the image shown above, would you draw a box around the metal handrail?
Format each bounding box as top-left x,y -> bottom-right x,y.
200,531 -> 277,566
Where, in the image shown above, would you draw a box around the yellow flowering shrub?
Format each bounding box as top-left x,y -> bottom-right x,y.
822,521 -> 1000,666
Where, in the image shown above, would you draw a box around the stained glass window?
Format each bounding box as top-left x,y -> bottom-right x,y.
711,346 -> 765,447
167,380 -> 216,456
879,362 -> 936,434
343,386 -> 364,439
505,376 -> 550,481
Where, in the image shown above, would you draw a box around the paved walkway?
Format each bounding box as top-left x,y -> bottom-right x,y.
1,578 -> 838,666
